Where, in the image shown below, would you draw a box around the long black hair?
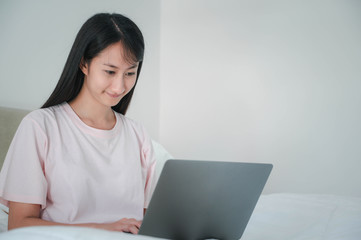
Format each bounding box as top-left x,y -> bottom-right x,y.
42,13 -> 144,115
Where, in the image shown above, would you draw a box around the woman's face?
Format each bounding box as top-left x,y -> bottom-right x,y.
80,42 -> 138,108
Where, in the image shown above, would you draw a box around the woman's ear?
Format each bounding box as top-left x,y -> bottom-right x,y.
79,58 -> 88,75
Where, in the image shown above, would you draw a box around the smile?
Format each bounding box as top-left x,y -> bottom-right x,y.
106,92 -> 122,98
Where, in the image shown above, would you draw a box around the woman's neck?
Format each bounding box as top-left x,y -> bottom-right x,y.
68,98 -> 116,130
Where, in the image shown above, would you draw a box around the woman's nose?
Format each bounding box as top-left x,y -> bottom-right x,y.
111,75 -> 126,94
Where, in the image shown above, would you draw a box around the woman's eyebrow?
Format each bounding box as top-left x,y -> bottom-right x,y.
103,63 -> 138,69
128,64 -> 138,70
103,63 -> 119,69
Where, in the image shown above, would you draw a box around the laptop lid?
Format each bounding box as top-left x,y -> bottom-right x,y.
139,159 -> 273,240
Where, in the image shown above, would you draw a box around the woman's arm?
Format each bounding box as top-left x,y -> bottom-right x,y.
8,201 -> 142,234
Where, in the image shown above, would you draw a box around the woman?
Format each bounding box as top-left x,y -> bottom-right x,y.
0,13 -> 156,234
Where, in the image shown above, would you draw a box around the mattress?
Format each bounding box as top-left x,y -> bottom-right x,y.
0,193 -> 360,239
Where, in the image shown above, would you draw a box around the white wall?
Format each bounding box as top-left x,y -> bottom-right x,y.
1,0 -> 361,197
159,0 -> 361,196
0,0 -> 161,139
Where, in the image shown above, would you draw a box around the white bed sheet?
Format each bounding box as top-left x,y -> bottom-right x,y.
0,226 -> 163,240
242,193 -> 361,240
0,193 -> 360,240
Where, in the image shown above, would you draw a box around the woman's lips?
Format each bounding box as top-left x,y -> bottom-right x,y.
107,92 -> 121,98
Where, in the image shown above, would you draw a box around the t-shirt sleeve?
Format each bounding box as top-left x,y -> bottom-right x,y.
0,115 -> 48,209
139,126 -> 157,209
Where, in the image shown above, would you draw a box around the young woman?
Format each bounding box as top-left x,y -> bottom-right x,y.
0,13 -> 156,234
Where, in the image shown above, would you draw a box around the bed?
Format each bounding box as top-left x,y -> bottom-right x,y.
1,193 -> 360,239
1,106 -> 361,239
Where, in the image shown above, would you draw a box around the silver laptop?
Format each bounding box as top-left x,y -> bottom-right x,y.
139,159 -> 273,240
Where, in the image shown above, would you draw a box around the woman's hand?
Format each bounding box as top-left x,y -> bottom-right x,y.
96,218 -> 142,234
9,201 -> 142,234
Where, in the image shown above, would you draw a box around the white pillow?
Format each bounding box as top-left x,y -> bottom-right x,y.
0,203 -> 8,232
151,140 -> 173,180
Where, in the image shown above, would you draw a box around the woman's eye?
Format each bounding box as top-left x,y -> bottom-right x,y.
105,70 -> 116,75
125,72 -> 136,77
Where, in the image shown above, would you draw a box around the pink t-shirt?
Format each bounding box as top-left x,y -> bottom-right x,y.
0,102 -> 156,224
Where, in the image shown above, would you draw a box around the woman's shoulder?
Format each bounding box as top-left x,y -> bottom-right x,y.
117,113 -> 141,128
116,113 -> 149,137
22,103 -> 66,126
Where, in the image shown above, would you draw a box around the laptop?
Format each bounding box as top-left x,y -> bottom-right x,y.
139,159 -> 273,240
